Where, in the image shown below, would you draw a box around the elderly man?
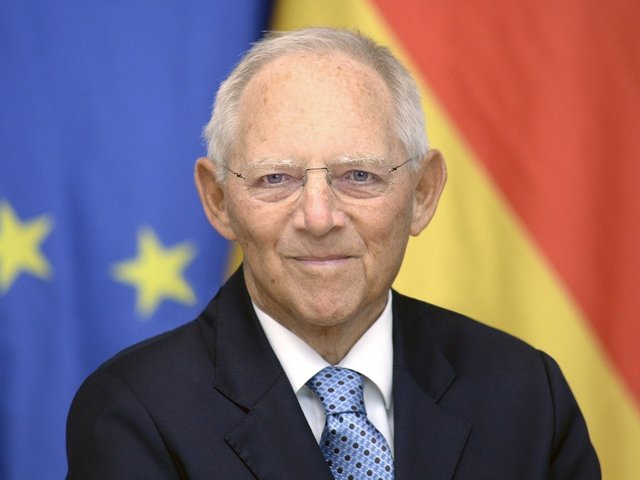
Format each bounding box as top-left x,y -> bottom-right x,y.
67,28 -> 599,479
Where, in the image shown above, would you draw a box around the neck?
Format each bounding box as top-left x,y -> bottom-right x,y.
289,319 -> 374,364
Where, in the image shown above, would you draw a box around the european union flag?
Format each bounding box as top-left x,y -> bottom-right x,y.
0,2 -> 272,478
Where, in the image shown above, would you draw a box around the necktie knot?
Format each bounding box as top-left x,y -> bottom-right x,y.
306,366 -> 366,416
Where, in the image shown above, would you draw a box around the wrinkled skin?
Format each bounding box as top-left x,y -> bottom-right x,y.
195,52 -> 446,362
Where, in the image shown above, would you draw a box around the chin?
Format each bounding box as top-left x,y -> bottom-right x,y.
296,298 -> 362,328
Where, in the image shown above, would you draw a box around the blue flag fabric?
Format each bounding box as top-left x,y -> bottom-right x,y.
0,1 -> 272,478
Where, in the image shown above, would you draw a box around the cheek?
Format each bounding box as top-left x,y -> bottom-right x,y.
226,198 -> 288,254
362,206 -> 411,256
363,200 -> 413,266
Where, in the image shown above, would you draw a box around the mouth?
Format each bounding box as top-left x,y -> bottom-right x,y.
292,255 -> 352,267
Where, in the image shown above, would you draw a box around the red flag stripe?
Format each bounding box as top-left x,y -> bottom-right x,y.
371,0 -> 640,402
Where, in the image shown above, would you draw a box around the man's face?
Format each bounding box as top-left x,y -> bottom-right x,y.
198,52 -> 444,339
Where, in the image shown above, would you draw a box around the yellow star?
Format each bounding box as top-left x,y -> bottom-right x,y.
112,227 -> 197,318
0,201 -> 53,293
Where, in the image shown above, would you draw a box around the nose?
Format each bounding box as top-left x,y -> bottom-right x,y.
292,168 -> 346,236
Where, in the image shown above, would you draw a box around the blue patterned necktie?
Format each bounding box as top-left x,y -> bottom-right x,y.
306,366 -> 394,480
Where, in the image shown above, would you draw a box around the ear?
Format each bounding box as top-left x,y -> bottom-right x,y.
410,149 -> 447,236
194,157 -> 237,240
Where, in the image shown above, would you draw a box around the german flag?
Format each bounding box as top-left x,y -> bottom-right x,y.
270,1 -> 640,478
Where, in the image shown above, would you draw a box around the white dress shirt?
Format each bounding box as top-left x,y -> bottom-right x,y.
253,291 -> 394,453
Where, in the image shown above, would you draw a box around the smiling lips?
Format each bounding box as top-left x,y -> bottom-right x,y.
293,255 -> 352,265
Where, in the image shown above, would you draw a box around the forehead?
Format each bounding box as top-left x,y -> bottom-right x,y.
234,51 -> 398,163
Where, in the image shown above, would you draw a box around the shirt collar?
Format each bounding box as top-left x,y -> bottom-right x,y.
253,291 -> 393,409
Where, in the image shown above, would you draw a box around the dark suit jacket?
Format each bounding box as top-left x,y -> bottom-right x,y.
66,268 -> 600,479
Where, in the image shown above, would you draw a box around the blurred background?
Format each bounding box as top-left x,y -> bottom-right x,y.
1,1 -> 638,478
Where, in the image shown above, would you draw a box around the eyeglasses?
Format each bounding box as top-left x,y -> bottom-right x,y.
223,157 -> 414,203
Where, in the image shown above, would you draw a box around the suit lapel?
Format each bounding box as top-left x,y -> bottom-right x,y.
211,269 -> 332,480
224,374 -> 333,480
392,292 -> 472,480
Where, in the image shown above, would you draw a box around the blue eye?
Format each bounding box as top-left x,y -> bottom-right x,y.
350,170 -> 371,182
265,173 -> 284,184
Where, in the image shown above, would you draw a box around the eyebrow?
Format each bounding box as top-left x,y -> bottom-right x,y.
244,153 -> 389,170
244,157 -> 299,170
332,153 -> 389,166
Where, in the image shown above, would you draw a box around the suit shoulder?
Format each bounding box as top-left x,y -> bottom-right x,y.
392,292 -> 600,477
393,291 -> 542,369
80,303 -> 219,400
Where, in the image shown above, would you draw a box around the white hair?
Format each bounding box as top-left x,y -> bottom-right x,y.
202,27 -> 429,181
